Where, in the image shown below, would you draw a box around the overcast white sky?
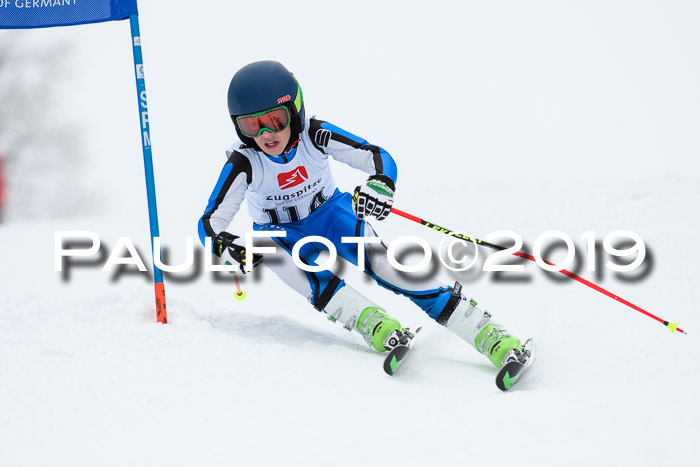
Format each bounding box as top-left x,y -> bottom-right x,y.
3,1 -> 699,223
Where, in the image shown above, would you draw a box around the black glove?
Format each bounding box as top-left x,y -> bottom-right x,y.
353,174 -> 395,221
213,231 -> 263,274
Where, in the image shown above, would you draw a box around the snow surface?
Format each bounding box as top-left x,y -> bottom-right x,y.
1,2 -> 699,466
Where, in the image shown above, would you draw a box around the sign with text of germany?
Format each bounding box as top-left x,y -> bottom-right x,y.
0,0 -> 137,29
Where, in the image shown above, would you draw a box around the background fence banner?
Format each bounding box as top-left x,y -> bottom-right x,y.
1,0 -> 167,323
0,0 -> 138,29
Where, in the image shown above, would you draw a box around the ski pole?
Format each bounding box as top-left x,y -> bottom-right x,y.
390,207 -> 687,335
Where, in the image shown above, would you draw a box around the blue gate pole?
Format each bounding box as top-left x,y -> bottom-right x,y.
129,14 -> 167,323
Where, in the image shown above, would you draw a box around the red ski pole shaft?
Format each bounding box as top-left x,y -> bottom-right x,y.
390,207 -> 686,335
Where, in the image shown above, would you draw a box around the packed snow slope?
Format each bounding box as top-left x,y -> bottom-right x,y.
2,178 -> 698,467
1,2 -> 699,466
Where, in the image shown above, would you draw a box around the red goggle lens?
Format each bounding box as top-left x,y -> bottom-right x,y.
236,107 -> 291,138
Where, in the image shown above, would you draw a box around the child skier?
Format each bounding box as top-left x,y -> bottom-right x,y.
198,60 -> 528,370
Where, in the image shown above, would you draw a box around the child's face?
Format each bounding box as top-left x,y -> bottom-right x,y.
254,126 -> 292,157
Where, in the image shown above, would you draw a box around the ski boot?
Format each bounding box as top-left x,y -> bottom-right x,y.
355,306 -> 404,352
475,323 -> 521,369
438,282 -> 523,369
324,284 -> 407,352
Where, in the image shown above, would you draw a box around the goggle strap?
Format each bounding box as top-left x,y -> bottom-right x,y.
293,79 -> 303,116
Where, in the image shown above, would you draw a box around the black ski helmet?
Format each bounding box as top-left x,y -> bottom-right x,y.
227,60 -> 305,147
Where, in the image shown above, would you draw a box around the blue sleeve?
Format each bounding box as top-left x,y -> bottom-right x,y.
198,151 -> 252,246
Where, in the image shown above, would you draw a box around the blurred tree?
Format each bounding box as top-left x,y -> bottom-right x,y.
0,153 -> 5,222
0,31 -> 87,221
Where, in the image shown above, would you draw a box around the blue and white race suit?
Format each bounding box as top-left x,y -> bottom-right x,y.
199,117 -> 455,317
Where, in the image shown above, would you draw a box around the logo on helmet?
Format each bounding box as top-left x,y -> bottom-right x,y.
277,95 -> 292,105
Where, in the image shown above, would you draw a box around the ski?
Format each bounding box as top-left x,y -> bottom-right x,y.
383,327 -> 421,376
496,338 -> 535,391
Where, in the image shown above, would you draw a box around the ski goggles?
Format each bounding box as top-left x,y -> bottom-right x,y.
236,106 -> 291,138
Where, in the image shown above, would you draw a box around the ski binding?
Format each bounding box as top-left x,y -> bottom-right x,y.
495,338 -> 535,391
383,327 -> 421,376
